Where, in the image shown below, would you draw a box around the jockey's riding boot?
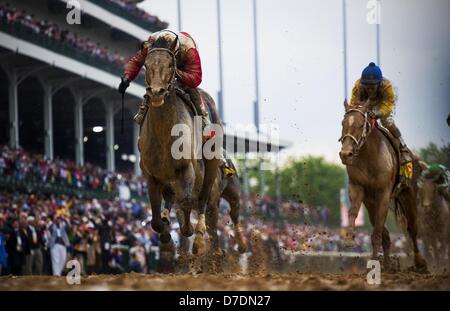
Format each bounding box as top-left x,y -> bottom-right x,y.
398,136 -> 412,164
221,149 -> 236,177
134,95 -> 150,125
185,88 -> 213,141
223,159 -> 236,177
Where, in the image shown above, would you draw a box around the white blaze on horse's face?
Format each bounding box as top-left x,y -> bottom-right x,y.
339,108 -> 367,166
144,51 -> 174,107
348,115 -> 355,127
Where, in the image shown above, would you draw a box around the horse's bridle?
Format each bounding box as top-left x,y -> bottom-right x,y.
339,108 -> 371,156
144,47 -> 178,98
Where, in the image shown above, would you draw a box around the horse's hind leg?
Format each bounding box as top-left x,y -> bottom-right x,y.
206,201 -> 220,252
400,194 -> 428,272
382,227 -> 392,271
370,191 -> 391,262
223,179 -> 247,253
193,158 -> 220,255
365,199 -> 390,268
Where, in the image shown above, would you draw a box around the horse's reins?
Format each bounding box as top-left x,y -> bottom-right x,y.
339,108 -> 371,155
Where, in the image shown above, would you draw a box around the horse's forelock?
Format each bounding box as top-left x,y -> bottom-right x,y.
152,36 -> 172,49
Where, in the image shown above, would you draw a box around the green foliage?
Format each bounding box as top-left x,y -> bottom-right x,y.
237,155 -> 345,226
417,143 -> 450,168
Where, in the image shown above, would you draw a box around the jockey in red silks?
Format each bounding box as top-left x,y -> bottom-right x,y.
118,30 -> 235,176
118,30 -> 209,127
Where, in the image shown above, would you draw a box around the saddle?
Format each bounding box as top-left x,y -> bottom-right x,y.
374,122 -> 401,160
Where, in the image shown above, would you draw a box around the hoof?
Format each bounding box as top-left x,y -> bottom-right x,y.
192,235 -> 206,256
160,232 -> 172,244
414,255 -> 429,273
181,224 -> 194,237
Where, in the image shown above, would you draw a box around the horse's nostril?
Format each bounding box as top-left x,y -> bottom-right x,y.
150,88 -> 166,96
348,152 -> 353,158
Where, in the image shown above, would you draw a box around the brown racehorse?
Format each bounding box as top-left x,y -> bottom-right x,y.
339,100 -> 427,272
138,35 -> 221,255
418,176 -> 450,268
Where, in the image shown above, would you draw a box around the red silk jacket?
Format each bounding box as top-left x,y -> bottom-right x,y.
123,31 -> 202,89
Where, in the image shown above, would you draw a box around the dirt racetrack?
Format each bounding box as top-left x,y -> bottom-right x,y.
0,271 -> 449,291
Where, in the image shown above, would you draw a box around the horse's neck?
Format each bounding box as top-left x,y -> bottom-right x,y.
147,90 -> 177,139
359,126 -> 395,168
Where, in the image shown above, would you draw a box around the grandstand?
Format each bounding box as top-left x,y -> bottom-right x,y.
0,0 -> 163,175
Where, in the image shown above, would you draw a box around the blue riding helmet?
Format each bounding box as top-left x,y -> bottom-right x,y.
361,62 -> 383,85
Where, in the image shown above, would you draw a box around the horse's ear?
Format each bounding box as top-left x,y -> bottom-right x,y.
170,35 -> 179,52
141,41 -> 151,51
344,99 -> 349,111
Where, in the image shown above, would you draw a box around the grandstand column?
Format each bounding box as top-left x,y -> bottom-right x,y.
105,103 -> 115,172
242,154 -> 249,198
8,71 -> 19,149
43,84 -> 54,160
133,122 -> 141,176
74,95 -> 84,166
259,157 -> 265,196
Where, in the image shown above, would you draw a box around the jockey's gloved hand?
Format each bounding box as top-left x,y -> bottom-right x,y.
118,77 -> 130,94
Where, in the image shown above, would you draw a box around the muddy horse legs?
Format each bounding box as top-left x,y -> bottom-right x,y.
147,177 -> 172,243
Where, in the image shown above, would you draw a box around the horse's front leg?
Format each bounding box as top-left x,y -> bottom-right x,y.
345,182 -> 364,247
371,190 -> 391,261
175,163 -> 195,238
147,176 -> 164,234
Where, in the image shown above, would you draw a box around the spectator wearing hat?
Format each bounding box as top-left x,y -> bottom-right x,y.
48,215 -> 70,276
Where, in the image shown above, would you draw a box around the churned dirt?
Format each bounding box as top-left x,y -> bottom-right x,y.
1,232 -> 449,290
0,271 -> 449,291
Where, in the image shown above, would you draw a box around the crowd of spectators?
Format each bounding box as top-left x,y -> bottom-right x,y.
0,145 -> 148,199
0,146 -> 411,276
0,191 -> 156,276
0,3 -> 145,81
102,0 -> 168,29
0,188 -> 410,276
243,195 -> 332,226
